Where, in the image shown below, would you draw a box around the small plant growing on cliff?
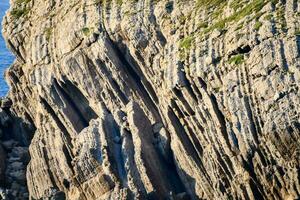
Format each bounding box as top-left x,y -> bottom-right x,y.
179,36 -> 194,50
264,14 -> 273,21
196,0 -> 224,9
11,8 -> 29,19
94,0 -> 103,4
213,86 -> 222,93
198,22 -> 208,29
82,27 -> 91,36
228,54 -> 244,65
276,6 -> 287,32
116,0 -> 123,6
11,0 -> 31,19
179,36 -> 194,60
201,0 -> 267,35
254,21 -> 262,31
45,28 -> 53,41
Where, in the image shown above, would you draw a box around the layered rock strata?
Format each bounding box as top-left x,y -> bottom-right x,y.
1,0 -> 300,199
0,97 -> 33,199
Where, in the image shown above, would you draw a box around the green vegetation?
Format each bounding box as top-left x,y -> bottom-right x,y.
254,21 -> 262,31
264,14 -> 273,21
94,0 -> 124,6
116,0 -> 123,5
235,22 -> 244,31
179,35 -> 194,61
16,0 -> 31,4
195,0 -> 227,21
11,8 -> 29,19
93,0 -> 124,6
179,36 -> 194,50
45,28 -> 53,41
201,0 -> 268,35
228,54 -> 244,65
82,27 -> 93,36
230,0 -> 245,11
250,11 -> 264,22
82,27 -> 90,36
213,86 -> 222,93
276,6 -> 287,31
196,22 -> 209,30
11,0 -> 31,19
196,0 -> 224,9
179,15 -> 187,24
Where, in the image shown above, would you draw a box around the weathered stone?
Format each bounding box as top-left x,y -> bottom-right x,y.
0,188 -> 9,200
152,122 -> 163,133
0,109 -> 10,127
0,98 -> 12,109
1,0 -> 300,200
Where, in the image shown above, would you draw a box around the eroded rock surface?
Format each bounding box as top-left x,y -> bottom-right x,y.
1,0 -> 300,199
0,97 -> 34,199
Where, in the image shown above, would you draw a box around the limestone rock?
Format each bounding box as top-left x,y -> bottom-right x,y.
1,0 -> 300,199
0,103 -> 31,199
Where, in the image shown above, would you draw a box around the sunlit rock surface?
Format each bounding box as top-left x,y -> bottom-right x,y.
1,0 -> 300,199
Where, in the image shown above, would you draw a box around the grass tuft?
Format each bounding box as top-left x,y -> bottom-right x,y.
179,36 -> 194,50
254,21 -> 262,31
228,54 -> 244,65
202,0 -> 267,35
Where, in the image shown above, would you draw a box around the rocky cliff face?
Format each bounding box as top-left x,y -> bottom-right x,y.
0,97 -> 33,199
1,0 -> 300,199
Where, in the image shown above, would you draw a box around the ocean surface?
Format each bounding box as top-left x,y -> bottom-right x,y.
0,1 -> 14,97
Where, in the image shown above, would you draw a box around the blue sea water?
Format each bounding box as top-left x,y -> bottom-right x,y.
0,1 -> 14,97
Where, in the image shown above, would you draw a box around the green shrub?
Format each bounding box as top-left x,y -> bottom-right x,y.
82,27 -> 91,36
196,0 -> 224,9
116,0 -> 122,5
179,36 -> 194,50
11,8 -> 29,19
202,0 -> 267,35
254,21 -> 262,31
228,54 -> 244,65
11,0 -> 31,19
264,14 -> 273,21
